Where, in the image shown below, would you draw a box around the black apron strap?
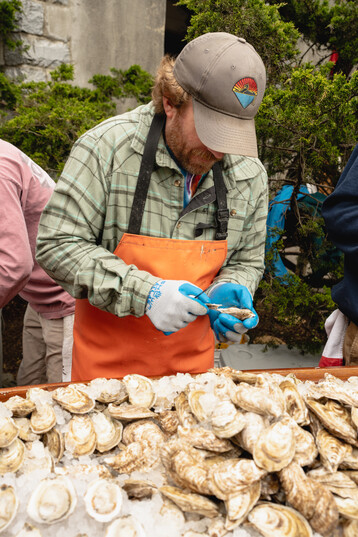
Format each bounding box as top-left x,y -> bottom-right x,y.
128,113 -> 229,240
212,162 -> 229,240
127,113 -> 165,235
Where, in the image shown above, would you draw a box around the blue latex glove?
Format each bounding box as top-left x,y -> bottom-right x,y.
145,280 -> 211,335
208,283 -> 258,342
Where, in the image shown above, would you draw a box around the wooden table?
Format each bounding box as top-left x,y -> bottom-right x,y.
1,366 -> 358,402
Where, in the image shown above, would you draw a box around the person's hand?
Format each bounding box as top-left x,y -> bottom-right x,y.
145,280 -> 210,334
208,283 -> 258,342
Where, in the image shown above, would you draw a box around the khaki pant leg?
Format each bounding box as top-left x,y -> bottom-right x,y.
17,304 -> 47,386
41,316 -> 64,384
343,321 -> 358,366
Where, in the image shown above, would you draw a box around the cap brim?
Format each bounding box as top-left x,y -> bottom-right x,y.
193,99 -> 258,158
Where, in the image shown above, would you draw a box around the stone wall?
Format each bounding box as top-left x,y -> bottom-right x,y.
1,0 -> 166,86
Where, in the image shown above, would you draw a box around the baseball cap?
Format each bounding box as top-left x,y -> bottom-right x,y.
173,32 -> 266,158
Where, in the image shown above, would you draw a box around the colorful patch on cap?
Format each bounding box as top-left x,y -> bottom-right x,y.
233,77 -> 258,108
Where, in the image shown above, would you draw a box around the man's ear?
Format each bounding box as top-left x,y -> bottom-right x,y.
162,96 -> 175,118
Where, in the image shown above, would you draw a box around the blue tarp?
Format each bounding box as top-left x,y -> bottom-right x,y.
265,185 -> 309,279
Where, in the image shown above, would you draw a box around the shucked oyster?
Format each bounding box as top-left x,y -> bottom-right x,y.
65,415 -> 96,457
0,416 -> 19,448
84,478 -> 122,522
207,305 -> 255,320
0,484 -> 18,533
248,502 -> 313,537
91,411 -> 122,453
27,476 -> 77,525
30,404 -> 56,435
105,515 -> 146,537
0,437 -> 25,473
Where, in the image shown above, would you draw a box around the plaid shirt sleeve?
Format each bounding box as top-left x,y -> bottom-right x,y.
36,129 -> 160,318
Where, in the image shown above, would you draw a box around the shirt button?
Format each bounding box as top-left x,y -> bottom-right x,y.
130,307 -> 135,314
174,180 -> 181,187
230,209 -> 237,216
177,222 -> 181,228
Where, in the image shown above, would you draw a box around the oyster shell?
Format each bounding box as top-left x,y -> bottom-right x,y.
91,411 -> 122,453
122,479 -> 158,499
105,516 -> 146,537
51,385 -> 95,414
341,448 -> 358,470
284,416 -> 318,467
27,476 -> 77,525
187,389 -> 218,422
229,380 -> 285,419
65,415 -> 96,457
4,396 -> 35,418
122,419 -> 165,448
342,519 -> 358,537
177,424 -> 232,453
248,502 -> 313,537
174,392 -> 198,428
0,484 -> 18,533
157,410 -> 179,435
84,478 -> 122,522
42,428 -> 64,462
0,437 -> 25,473
160,438 -> 210,494
224,481 -> 261,529
30,403 -> 56,434
107,402 -> 156,421
122,374 -> 156,408
279,462 -> 339,536
306,399 -> 358,446
104,440 -> 157,473
13,418 -> 39,442
279,379 -> 309,425
253,417 -> 296,472
313,374 -> 358,407
0,416 -> 18,448
234,412 -> 267,454
334,495 -> 358,520
160,485 -> 220,518
315,428 -> 353,472
307,467 -> 358,500
208,458 -> 266,500
208,305 -> 255,320
211,399 -> 246,439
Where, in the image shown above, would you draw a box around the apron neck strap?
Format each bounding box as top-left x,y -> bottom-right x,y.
127,113 -> 165,235
212,162 -> 229,240
128,113 -> 229,240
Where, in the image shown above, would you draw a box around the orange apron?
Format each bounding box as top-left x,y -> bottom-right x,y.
71,114 -> 229,381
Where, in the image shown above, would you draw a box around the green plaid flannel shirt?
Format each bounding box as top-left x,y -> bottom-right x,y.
36,103 -> 268,318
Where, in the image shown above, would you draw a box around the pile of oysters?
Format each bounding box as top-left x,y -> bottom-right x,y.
1,368 -> 358,537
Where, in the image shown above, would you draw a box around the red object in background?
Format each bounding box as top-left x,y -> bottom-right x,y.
329,49 -> 339,77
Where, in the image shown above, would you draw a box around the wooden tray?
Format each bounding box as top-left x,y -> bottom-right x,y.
1,366 -> 358,403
